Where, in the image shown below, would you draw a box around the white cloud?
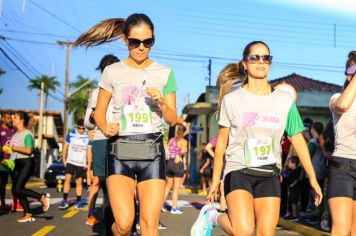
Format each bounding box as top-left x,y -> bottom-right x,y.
272,0 -> 356,15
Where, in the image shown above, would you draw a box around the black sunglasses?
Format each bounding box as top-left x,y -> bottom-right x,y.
127,38 -> 155,48
77,127 -> 85,130
246,54 -> 273,64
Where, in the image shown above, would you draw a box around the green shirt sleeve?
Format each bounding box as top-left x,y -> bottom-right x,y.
285,102 -> 304,137
24,134 -> 34,149
163,70 -> 177,96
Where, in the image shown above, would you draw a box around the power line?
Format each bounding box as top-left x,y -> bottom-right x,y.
0,29 -> 76,39
0,47 -> 64,103
28,0 -> 81,33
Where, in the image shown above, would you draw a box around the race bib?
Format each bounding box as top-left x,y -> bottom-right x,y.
244,137 -> 276,167
67,139 -> 88,167
120,104 -> 153,134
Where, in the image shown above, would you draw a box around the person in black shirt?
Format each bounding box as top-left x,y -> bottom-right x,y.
198,143 -> 212,196
285,156 -> 301,221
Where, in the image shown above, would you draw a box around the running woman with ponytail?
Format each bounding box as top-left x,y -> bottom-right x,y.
328,51 -> 356,236
163,123 -> 188,214
191,41 -> 322,236
73,14 -> 177,236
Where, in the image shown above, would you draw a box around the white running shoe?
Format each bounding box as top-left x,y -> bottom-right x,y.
191,204 -> 216,236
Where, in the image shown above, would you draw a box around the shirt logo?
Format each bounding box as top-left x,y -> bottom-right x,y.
242,112 -> 281,129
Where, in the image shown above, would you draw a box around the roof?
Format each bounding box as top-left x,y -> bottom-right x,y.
270,73 -> 342,92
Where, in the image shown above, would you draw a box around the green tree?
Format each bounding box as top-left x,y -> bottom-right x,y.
27,75 -> 61,109
0,68 -> 5,94
68,75 -> 97,125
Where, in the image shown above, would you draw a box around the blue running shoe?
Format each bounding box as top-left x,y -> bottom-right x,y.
75,200 -> 85,209
171,207 -> 183,214
58,199 -> 69,210
191,204 -> 216,236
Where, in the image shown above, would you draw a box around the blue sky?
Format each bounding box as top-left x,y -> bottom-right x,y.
0,0 -> 355,127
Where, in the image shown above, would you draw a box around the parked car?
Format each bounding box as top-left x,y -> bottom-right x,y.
44,160 -> 87,187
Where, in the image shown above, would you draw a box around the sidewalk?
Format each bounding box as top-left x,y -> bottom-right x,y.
5,177 -> 46,190
278,218 -> 330,236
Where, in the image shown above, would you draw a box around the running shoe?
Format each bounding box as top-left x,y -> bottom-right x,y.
58,199 -> 69,210
161,203 -> 169,212
158,221 -> 167,230
42,193 -> 51,212
86,215 -> 100,226
191,204 -> 215,236
75,200 -> 86,209
17,216 -> 36,223
11,200 -> 24,212
170,207 -> 183,214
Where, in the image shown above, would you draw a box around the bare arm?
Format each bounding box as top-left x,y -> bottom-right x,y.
205,143 -> 215,158
146,88 -> 177,126
12,146 -> 32,155
331,75 -> 356,114
180,139 -> 188,156
161,93 -> 177,126
211,126 -> 230,183
86,146 -> 92,169
62,143 -> 68,166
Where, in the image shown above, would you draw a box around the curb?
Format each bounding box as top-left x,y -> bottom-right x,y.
278,218 -> 330,236
6,181 -> 46,190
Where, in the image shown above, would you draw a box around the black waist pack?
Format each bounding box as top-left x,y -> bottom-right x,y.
238,164 -> 280,178
110,138 -> 162,161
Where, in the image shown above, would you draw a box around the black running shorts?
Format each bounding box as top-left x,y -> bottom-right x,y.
224,170 -> 281,198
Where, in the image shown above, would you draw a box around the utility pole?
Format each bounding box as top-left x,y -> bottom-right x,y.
57,40 -> 73,141
38,82 -> 45,178
208,59 -> 212,86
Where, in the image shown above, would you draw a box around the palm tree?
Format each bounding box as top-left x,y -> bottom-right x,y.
27,75 -> 61,110
68,75 -> 97,125
0,68 -> 5,94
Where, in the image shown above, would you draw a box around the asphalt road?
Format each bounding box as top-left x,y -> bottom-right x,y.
0,186 -> 302,236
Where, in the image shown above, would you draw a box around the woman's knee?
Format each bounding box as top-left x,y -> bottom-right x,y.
113,218 -> 134,235
140,216 -> 159,230
230,225 -> 254,236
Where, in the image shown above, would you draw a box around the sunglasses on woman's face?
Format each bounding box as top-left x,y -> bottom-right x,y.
246,54 -> 273,64
127,38 -> 155,48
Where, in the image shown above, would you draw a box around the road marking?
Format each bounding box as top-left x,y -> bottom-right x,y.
31,226 -> 56,236
63,209 -> 79,218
